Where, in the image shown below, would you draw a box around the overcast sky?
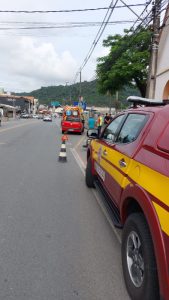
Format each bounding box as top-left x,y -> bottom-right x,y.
0,0 -> 151,92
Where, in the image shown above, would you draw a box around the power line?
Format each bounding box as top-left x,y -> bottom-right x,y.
73,0 -> 119,84
0,4 -> 146,14
119,0 -> 144,20
72,1 -> 155,84
0,20 -> 138,31
121,0 -> 166,38
129,0 -> 154,31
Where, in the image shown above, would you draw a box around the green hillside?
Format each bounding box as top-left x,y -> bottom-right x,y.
16,80 -> 140,108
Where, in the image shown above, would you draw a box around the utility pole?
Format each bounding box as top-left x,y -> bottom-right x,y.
79,71 -> 82,97
146,0 -> 161,99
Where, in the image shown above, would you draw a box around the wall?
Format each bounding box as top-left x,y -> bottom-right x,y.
155,8 -> 169,99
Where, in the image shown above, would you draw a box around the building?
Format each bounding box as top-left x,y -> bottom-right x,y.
0,94 -> 38,117
155,6 -> 169,100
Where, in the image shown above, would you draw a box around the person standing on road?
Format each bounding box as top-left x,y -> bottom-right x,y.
109,113 -> 113,123
104,113 -> 110,126
88,115 -> 95,129
97,113 -> 103,136
83,115 -> 96,148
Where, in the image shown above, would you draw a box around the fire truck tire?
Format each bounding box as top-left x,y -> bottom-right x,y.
122,213 -> 159,300
85,157 -> 95,188
62,130 -> 64,134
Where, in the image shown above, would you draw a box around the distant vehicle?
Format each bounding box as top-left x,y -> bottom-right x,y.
61,106 -> 84,134
32,114 -> 39,119
38,114 -> 43,119
20,113 -> 29,119
43,115 -> 52,122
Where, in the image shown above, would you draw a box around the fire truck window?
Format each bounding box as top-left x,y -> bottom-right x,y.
103,114 -> 125,142
116,114 -> 147,144
66,110 -> 71,116
72,111 -> 78,116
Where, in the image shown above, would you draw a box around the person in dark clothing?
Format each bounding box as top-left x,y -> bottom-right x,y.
109,113 -> 113,122
104,113 -> 110,125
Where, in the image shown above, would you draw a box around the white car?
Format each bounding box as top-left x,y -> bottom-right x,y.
43,115 -> 52,122
32,115 -> 39,119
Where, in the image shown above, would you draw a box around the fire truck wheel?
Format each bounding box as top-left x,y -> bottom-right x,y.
85,157 -> 95,188
122,213 -> 159,300
62,130 -> 64,134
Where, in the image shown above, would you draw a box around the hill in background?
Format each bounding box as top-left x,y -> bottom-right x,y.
15,80 -> 140,108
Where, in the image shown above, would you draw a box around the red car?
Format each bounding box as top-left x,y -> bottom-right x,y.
61,106 -> 84,134
86,96 -> 169,300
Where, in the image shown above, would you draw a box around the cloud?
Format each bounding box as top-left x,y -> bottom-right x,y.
0,37 -> 77,91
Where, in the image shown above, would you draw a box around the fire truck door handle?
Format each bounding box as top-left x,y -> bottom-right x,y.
103,149 -> 107,156
119,159 -> 126,168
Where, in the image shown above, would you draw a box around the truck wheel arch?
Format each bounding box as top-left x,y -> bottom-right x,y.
120,184 -> 168,299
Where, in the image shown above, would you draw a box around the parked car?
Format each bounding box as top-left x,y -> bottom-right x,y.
43,115 -> 52,122
85,96 -> 169,300
32,114 -> 39,119
20,113 -> 29,119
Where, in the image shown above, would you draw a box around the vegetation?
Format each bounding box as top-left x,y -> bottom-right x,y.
16,80 -> 140,108
96,27 -> 152,97
15,27 -> 152,106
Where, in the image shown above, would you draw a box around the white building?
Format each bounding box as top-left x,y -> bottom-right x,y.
155,6 -> 169,100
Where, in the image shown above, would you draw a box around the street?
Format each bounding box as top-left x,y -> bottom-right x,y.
0,118 -> 130,300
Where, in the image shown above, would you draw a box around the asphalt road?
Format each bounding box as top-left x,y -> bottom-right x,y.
0,118 -> 130,300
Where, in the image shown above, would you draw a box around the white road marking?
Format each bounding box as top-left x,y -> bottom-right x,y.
70,148 -> 85,175
74,135 -> 86,149
71,147 -> 121,244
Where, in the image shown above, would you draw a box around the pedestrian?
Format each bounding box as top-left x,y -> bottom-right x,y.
97,113 -> 104,136
81,113 -> 85,125
109,113 -> 113,123
88,115 -> 95,129
104,113 -> 110,125
83,115 -> 96,148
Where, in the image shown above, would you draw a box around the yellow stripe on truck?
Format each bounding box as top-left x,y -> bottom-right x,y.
153,202 -> 169,235
100,152 -> 131,188
93,140 -> 169,206
129,161 -> 169,207
92,141 -> 169,236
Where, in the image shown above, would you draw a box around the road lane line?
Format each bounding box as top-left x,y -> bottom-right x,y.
70,148 -> 85,175
71,147 -> 121,244
74,135 -> 86,149
0,121 -> 37,134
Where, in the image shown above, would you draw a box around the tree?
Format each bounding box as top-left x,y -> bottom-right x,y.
96,27 -> 152,97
